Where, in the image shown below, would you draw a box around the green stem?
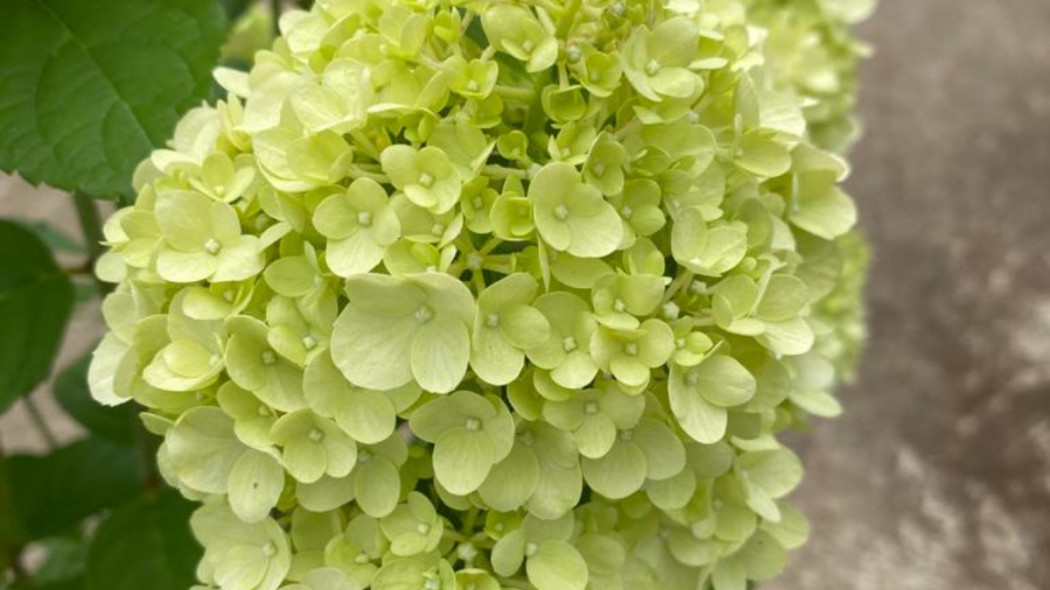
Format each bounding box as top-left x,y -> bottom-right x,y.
493,85 -> 536,102
556,0 -> 583,38
271,0 -> 282,35
22,395 -> 58,451
71,192 -> 112,295
483,164 -> 528,179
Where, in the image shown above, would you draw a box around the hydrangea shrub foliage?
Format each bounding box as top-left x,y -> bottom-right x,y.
90,1 -> 872,589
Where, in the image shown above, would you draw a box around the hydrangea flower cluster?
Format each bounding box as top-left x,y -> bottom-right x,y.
90,1 -> 870,589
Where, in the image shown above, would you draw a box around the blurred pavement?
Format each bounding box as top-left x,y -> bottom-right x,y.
769,1 -> 1050,589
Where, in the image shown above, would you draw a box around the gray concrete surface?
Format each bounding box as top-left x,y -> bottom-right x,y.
2,0 -> 1049,588
769,1 -> 1050,589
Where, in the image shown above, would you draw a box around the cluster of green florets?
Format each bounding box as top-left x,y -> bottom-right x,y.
89,1 -> 870,589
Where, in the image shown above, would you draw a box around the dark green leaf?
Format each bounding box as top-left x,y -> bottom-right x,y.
2,438 -> 143,543
9,579 -> 84,590
34,538 -> 89,584
0,220 -> 74,413
53,352 -> 136,446
21,222 -> 84,254
0,0 -> 227,199
217,0 -> 252,20
85,490 -> 201,590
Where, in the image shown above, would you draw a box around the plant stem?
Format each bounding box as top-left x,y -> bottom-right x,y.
493,85 -> 536,102
22,395 -> 58,451
71,192 -> 112,295
271,0 -> 282,36
556,0 -> 583,38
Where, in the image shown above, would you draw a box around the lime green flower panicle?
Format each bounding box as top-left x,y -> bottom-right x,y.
90,0 -> 874,587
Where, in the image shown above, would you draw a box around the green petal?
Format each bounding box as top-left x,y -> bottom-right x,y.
471,325 -> 525,386
156,248 -> 217,283
632,418 -> 686,481
228,450 -> 284,523
331,301 -> 417,391
433,428 -> 495,495
166,407 -> 242,494
792,183 -> 857,239
757,275 -> 809,322
528,461 -> 582,520
526,540 -> 589,590
645,468 -> 697,510
757,317 -> 815,356
284,437 -> 328,484
693,356 -> 757,407
500,304 -> 552,350
264,256 -> 317,298
411,314 -> 470,393
551,352 -> 598,390
327,231 -> 386,277
354,456 -> 402,518
297,475 -> 355,512
478,442 -> 540,511
574,415 -> 617,459
581,441 -> 647,499
668,371 -> 729,444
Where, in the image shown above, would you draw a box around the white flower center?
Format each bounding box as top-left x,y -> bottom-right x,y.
355,553 -> 371,564
621,205 -> 633,219
623,342 -> 638,356
567,46 -> 582,63
466,80 -> 479,92
418,172 -> 434,187
592,163 -> 606,176
590,69 -> 601,82
261,350 -> 277,365
467,252 -> 484,270
431,223 -> 445,236
457,542 -> 478,561
302,335 -> 317,350
554,204 -> 570,220
610,2 -> 625,16
686,371 -> 700,386
358,449 -> 372,463
472,195 -> 484,210
524,542 -> 538,557
613,298 -> 627,312
465,417 -> 482,432
357,211 -> 372,226
619,429 -> 634,442
562,336 -> 578,352
308,428 -> 324,443
204,238 -> 222,255
663,302 -> 680,320
584,401 -> 599,415
414,305 -> 434,324
223,289 -> 236,302
645,59 -> 661,75
486,313 -> 500,328
261,541 -> 277,557
522,40 -> 534,53
416,523 -> 431,535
